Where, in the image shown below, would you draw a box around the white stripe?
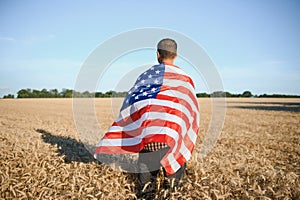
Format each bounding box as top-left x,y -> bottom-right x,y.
167,153 -> 181,171
187,127 -> 197,144
164,65 -> 199,122
99,137 -> 141,146
162,79 -> 194,92
111,106 -> 195,156
117,91 -> 199,149
98,126 -> 179,147
117,98 -> 195,126
165,65 -> 188,77
159,90 -> 200,123
162,79 -> 199,124
116,98 -> 197,139
115,91 -> 199,155
179,142 -> 192,160
109,112 -> 187,135
159,89 -> 199,147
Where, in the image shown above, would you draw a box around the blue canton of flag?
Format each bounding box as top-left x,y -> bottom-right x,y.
121,63 -> 165,110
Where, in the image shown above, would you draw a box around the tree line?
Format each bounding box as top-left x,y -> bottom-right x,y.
4,88 -> 126,98
198,91 -> 300,98
2,88 -> 300,99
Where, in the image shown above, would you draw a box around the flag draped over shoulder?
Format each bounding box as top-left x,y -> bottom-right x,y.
94,62 -> 200,175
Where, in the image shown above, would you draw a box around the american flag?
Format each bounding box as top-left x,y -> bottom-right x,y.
94,62 -> 200,175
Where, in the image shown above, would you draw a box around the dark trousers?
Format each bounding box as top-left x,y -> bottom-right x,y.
137,147 -> 186,193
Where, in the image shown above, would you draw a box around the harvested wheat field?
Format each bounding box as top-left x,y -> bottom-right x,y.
0,98 -> 299,199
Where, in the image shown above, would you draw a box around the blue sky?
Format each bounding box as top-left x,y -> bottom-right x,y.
1,0 -> 300,97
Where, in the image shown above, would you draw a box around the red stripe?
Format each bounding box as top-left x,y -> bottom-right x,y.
114,104 -> 182,127
156,93 -> 198,164
112,104 -> 190,132
183,133 -> 195,152
156,94 -> 198,133
164,72 -> 195,88
95,134 -> 176,154
160,85 -> 199,111
103,119 -> 182,139
174,152 -> 187,166
94,145 -> 141,154
156,94 -> 198,164
162,164 -> 174,176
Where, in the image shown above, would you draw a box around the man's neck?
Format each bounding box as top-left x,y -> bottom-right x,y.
161,59 -> 175,65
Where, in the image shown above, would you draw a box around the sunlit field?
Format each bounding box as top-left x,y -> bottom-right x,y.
1,98 -> 299,199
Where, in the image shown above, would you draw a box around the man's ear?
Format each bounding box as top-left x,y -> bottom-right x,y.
174,53 -> 178,59
157,52 -> 161,59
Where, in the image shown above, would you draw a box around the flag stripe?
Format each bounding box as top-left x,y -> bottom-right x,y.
103,118 -> 183,140
115,99 -> 195,127
158,90 -> 199,123
156,93 -> 199,131
155,93 -> 198,170
160,85 -> 199,111
165,65 -> 189,77
161,79 -> 195,93
98,126 -> 179,147
95,134 -> 176,154
114,104 -> 188,128
164,72 -> 195,88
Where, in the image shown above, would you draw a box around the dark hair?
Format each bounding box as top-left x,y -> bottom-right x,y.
157,38 -> 177,59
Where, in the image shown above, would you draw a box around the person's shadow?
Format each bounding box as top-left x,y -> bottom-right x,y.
36,129 -> 97,163
36,129 -> 138,196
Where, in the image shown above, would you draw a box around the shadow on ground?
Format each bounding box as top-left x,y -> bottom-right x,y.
228,103 -> 300,112
37,129 -> 139,195
227,101 -> 300,106
36,129 -> 97,163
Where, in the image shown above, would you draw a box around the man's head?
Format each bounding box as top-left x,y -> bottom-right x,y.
157,38 -> 177,64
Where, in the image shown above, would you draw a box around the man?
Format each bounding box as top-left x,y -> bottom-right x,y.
94,38 -> 200,199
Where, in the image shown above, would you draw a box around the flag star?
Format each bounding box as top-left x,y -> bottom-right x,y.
134,85 -> 138,89
126,99 -> 129,103
141,79 -> 145,84
138,76 -> 141,80
154,79 -> 159,84
128,91 -> 132,94
144,71 -> 147,75
148,95 -> 152,97
147,84 -> 151,88
148,74 -> 152,79
140,89 -> 143,93
132,93 -> 136,96
151,67 -> 154,70
155,70 -> 160,74
151,88 -> 157,92
135,95 -> 139,100
143,91 -> 148,96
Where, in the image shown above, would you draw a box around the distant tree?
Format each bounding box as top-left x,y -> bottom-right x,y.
196,93 -> 210,98
258,93 -> 300,98
3,94 -> 14,98
242,91 -> 253,97
106,90 -> 115,97
41,88 -> 52,98
95,92 -> 104,98
50,89 -> 59,98
60,89 -> 73,98
11,88 -> 300,99
32,89 -> 40,98
210,91 -> 226,97
17,88 -> 32,98
81,91 -> 94,98
226,92 -> 237,97
114,91 -> 127,97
